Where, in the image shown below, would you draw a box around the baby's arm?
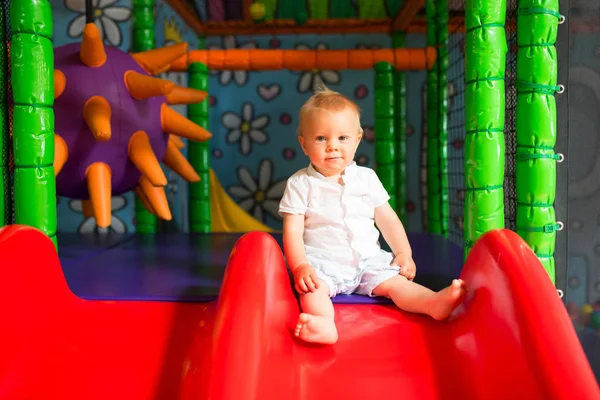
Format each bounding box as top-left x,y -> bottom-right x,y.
282,213 -> 319,292
374,202 -> 412,257
374,203 -> 416,279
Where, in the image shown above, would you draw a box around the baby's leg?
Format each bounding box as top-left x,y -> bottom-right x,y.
295,280 -> 338,344
373,275 -> 467,321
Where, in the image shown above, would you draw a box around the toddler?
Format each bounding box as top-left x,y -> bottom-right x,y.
278,85 -> 468,344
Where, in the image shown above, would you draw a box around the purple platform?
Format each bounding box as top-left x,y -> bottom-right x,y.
58,232 -> 464,304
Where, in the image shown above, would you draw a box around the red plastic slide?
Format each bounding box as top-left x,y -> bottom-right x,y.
0,225 -> 598,399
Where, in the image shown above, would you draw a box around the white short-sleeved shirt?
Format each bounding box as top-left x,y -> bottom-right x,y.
278,162 -> 391,266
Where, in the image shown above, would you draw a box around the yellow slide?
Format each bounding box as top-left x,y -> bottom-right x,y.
209,168 -> 273,233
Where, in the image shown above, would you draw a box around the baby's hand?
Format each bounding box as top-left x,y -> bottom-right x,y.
293,263 -> 320,294
392,253 -> 416,281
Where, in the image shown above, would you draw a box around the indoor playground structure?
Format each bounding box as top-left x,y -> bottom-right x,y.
0,0 -> 599,399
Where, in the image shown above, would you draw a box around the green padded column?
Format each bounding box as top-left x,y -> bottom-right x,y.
10,0 -> 57,249
464,0 -> 507,257
188,37 -> 210,233
425,0 -> 449,236
358,0 -> 386,18
515,1 -> 562,282
437,0 -> 449,237
308,0 -> 328,19
331,0 -> 357,18
0,4 -> 7,227
257,0 -> 277,20
132,0 -> 157,233
392,32 -> 407,223
374,62 -> 396,210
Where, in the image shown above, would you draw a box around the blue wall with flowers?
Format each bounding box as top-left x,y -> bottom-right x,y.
50,0 -> 429,235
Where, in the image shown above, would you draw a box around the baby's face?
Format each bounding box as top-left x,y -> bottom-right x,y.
298,107 -> 362,177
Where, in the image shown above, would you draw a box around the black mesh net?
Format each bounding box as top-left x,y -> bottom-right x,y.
447,0 -> 466,246
504,0 -> 518,231
0,0 -> 12,226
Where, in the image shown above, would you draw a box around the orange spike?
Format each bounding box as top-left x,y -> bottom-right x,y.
139,176 -> 172,220
161,104 -> 212,142
131,42 -> 188,75
83,96 -> 112,142
54,133 -> 68,176
54,69 -> 66,99
128,130 -> 167,186
79,23 -> 106,67
85,162 -> 112,228
134,186 -> 155,214
169,135 -> 185,149
125,71 -> 175,100
165,86 -> 208,105
82,200 -> 94,218
163,141 -> 200,183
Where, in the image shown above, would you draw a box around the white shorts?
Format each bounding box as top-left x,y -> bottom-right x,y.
306,250 -> 401,298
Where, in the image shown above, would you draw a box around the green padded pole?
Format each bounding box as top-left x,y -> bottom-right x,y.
515,1 -> 562,282
331,0 -> 357,18
132,0 -> 157,233
425,0 -> 449,235
308,0 -> 328,19
437,0 -> 449,237
188,37 -> 210,233
358,0 -> 386,19
257,0 -> 277,20
392,32 -> 407,223
374,62 -> 396,210
464,0 -> 507,257
0,5 -> 7,227
11,0 -> 57,249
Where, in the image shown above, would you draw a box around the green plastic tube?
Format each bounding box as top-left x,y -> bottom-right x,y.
132,0 -> 154,49
257,0 -> 277,20
515,0 -> 561,282
425,0 -> 449,236
374,62 -> 396,210
387,0 -> 404,16
308,0 -> 328,19
132,0 -> 157,233
392,32 -> 407,223
188,39 -> 210,233
0,5 -> 7,227
358,0 -> 386,18
10,0 -> 57,249
331,0 -> 357,18
437,0 -> 449,237
464,0 -> 507,257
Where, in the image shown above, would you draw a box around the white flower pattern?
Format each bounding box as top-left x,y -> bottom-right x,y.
296,43 -> 341,92
65,0 -> 131,47
228,159 -> 286,222
208,36 -> 257,86
69,196 -> 127,234
222,103 -> 269,155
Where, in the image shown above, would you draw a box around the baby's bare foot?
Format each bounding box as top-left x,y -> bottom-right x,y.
295,313 -> 338,344
429,279 -> 468,321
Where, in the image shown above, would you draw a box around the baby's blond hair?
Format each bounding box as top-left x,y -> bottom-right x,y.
297,83 -> 363,137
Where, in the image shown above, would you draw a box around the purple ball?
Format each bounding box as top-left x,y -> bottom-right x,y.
54,43 -> 169,199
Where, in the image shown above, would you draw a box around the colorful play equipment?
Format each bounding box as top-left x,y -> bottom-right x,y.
0,0 -> 598,398
0,0 -> 565,283
54,24 -> 210,229
1,225 -> 599,399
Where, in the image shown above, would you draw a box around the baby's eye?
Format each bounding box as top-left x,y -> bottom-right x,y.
339,136 -> 349,141
316,136 -> 326,141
